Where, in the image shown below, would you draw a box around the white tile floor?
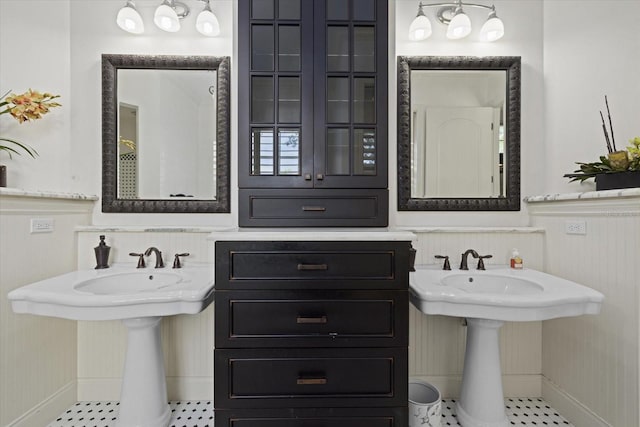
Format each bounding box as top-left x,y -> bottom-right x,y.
47,398 -> 573,427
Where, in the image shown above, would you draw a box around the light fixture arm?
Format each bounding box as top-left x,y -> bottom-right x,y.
418,1 -> 497,24
199,0 -> 213,12
163,0 -> 190,19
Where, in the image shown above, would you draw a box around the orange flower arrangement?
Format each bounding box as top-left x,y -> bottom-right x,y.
1,89 -> 61,158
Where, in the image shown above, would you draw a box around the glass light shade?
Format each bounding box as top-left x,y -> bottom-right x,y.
409,14 -> 432,41
196,9 -> 220,37
480,15 -> 504,42
116,2 -> 144,34
446,11 -> 471,39
154,3 -> 180,32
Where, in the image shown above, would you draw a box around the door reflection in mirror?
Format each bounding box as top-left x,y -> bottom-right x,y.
410,70 -> 506,199
117,69 -> 217,200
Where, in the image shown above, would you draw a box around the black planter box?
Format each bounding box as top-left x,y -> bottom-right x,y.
595,171 -> 640,191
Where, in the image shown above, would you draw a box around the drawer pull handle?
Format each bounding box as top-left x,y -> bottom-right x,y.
296,315 -> 328,324
302,206 -> 326,212
297,263 -> 328,271
297,377 -> 327,385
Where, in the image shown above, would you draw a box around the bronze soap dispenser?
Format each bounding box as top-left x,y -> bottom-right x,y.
94,235 -> 111,269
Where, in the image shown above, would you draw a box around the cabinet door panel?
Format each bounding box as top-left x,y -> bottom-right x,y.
278,0 -> 300,19
214,348 -> 407,408
278,25 -> 301,71
252,25 -> 275,71
214,407 -> 407,427
251,0 -> 274,19
314,0 -> 387,189
239,0 -> 314,189
215,289 -> 408,348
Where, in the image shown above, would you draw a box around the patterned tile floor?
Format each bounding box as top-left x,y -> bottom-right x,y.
47,398 -> 573,427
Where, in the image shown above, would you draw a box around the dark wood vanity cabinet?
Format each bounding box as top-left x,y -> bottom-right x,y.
238,0 -> 389,227
214,240 -> 410,426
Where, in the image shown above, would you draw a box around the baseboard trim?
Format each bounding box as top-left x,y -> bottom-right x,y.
409,374 -> 541,399
542,377 -> 612,427
8,381 -> 76,427
78,377 -> 213,401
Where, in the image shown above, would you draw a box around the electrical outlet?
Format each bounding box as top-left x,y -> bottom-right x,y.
565,220 -> 586,235
30,218 -> 54,233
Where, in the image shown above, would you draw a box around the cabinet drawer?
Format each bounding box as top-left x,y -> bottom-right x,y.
215,290 -> 408,348
215,241 -> 410,290
238,189 -> 388,227
214,348 -> 407,409
214,407 -> 407,427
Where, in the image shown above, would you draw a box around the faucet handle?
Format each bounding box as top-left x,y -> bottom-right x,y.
129,252 -> 146,268
434,255 -> 451,270
477,254 -> 493,270
172,253 -> 190,269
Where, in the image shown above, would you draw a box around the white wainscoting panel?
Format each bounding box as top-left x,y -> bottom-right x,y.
0,193 -> 94,426
528,192 -> 639,427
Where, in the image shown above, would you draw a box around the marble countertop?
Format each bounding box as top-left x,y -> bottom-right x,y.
208,228 -> 417,241
0,187 -> 98,201
524,188 -> 640,203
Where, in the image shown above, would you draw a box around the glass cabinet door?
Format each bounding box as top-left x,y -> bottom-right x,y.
240,0 -> 313,188
240,0 -> 386,190
315,0 -> 386,188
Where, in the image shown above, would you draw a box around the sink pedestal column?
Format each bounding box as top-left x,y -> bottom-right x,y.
117,317 -> 170,427
456,318 -> 508,427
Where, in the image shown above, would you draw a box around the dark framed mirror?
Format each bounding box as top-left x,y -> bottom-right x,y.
102,54 -> 230,213
397,56 -> 521,211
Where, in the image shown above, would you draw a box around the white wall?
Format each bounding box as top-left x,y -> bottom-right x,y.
393,0 -> 545,227
0,0 -> 72,192
528,194 -> 640,427
0,194 -> 94,426
68,0 -> 235,226
543,0 -> 640,194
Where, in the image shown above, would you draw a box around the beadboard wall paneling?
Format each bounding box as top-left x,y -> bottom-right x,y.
528,194 -> 640,427
405,228 -> 545,397
76,231 -> 215,400
0,194 -> 94,426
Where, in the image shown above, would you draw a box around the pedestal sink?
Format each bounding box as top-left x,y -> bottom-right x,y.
410,265 -> 604,427
8,264 -> 214,427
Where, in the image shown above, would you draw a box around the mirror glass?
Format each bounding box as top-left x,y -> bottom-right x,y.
102,55 -> 230,213
117,69 -> 217,200
411,70 -> 506,198
397,56 -> 521,211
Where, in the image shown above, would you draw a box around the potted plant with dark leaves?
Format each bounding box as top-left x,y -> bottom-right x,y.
564,96 -> 640,190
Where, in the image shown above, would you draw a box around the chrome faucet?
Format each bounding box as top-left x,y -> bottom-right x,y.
144,247 -> 164,268
460,249 -> 479,270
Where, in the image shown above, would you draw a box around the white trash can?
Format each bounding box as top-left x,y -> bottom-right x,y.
409,379 -> 442,427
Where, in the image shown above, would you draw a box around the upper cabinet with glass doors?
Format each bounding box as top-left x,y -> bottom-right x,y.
238,0 -> 388,227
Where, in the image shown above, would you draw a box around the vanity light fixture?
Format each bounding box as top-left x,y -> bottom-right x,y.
196,0 -> 221,37
116,0 -> 144,34
154,0 -> 187,32
409,0 -> 504,42
116,0 -> 221,36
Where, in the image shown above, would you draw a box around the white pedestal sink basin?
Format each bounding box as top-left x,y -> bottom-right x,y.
410,265 -> 604,427
8,264 -> 214,427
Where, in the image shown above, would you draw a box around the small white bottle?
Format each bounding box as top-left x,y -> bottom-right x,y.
510,249 -> 523,269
